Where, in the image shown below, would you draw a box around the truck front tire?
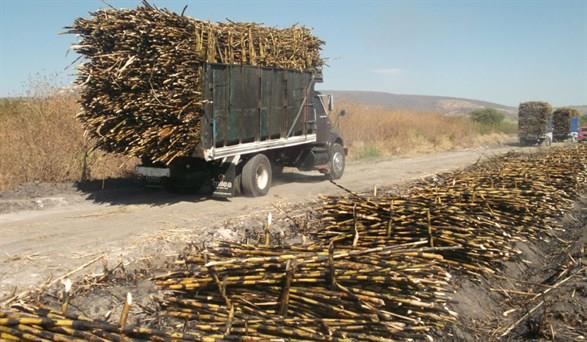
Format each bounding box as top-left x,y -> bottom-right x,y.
242,154 -> 272,197
328,143 -> 345,180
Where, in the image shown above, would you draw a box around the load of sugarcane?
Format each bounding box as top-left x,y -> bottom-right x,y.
552,107 -> 580,141
319,145 -> 587,275
65,1 -> 324,164
154,240 -> 457,341
518,101 -> 552,144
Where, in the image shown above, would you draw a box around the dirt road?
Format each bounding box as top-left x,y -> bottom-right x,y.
0,145 -> 519,299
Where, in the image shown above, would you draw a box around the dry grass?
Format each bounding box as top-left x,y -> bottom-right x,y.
0,86 -> 136,191
0,85 -> 511,191
332,101 -> 511,160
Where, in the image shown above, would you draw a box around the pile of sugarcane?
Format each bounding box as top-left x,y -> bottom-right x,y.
552,107 -> 580,141
319,145 -> 587,275
518,101 -> 553,144
3,146 -> 585,341
0,304 -> 207,341
66,1 -> 324,164
154,240 -> 457,341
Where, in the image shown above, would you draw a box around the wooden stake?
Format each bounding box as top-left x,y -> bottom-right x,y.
386,200 -> 394,238
225,304 -> 235,335
119,292 -> 132,331
427,208 -> 434,248
278,260 -> 296,317
328,242 -> 337,290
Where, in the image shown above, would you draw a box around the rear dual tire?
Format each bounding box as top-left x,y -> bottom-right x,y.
241,154 -> 272,197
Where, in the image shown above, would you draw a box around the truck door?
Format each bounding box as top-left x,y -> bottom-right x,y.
314,95 -> 332,144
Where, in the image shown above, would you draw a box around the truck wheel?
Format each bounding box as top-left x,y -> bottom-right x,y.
242,154 -> 272,197
328,143 -> 345,180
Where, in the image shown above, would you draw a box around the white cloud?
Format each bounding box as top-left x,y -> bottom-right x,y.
372,68 -> 402,75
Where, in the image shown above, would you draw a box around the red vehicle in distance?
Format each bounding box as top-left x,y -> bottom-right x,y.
578,127 -> 587,142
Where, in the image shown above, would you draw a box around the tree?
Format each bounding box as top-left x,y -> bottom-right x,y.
469,108 -> 505,126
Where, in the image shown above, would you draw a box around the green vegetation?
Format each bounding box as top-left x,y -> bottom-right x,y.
581,114 -> 587,126
469,108 -> 516,135
469,108 -> 505,125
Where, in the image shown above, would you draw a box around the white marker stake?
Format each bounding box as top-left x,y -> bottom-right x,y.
61,278 -> 73,314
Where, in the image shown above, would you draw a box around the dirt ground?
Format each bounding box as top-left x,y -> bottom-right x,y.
2,142 -> 585,341
446,197 -> 587,341
0,144 -> 523,301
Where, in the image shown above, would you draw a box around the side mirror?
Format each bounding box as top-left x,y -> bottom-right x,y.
327,95 -> 334,112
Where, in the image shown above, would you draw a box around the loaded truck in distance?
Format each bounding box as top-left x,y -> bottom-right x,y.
553,108 -> 580,142
136,64 -> 346,197
518,101 -> 553,146
518,103 -> 581,145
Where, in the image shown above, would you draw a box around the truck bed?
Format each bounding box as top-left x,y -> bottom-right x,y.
197,64 -> 318,161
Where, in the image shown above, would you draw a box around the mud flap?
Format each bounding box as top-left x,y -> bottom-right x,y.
212,155 -> 240,198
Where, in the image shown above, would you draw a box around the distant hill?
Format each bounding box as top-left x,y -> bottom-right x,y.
567,105 -> 587,115
323,91 -> 518,118
324,91 -> 587,119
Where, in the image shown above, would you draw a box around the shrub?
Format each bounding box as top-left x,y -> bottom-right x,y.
469,108 -> 505,126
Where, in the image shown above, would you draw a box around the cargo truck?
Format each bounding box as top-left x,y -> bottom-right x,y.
569,116 -> 579,142
137,63 -> 346,197
553,108 -> 580,142
518,102 -> 553,146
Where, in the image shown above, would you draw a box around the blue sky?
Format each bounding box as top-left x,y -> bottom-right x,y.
0,0 -> 585,106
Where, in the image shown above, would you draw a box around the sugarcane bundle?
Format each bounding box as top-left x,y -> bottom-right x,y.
319,145 -> 587,274
518,101 -> 553,143
154,240 -> 457,341
66,1 -> 324,164
0,304 -> 209,341
552,107 -> 580,141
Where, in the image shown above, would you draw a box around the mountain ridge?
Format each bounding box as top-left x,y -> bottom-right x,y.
323,90 -> 587,118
